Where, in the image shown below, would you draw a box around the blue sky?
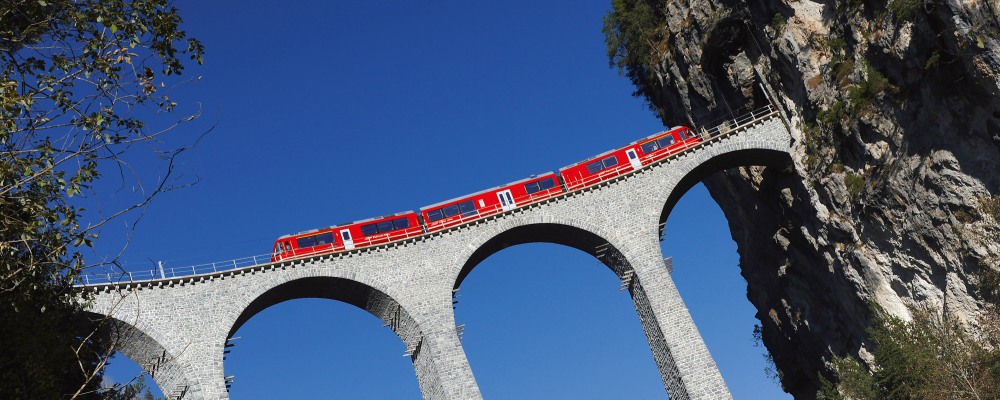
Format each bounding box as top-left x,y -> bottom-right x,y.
97,1 -> 790,398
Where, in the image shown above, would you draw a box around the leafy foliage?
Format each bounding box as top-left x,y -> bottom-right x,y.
770,13 -> 787,34
980,195 -> 1000,222
847,61 -> 890,114
818,101 -> 847,126
603,0 -> 666,112
843,171 -> 865,197
0,0 -> 202,397
888,0 -> 926,21
828,306 -> 1000,399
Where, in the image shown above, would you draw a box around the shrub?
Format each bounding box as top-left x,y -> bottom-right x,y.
844,172 -> 865,197
980,195 -> 1000,221
925,49 -> 941,70
818,101 -> 846,125
770,13 -> 787,33
828,306 -> 1000,399
980,259 -> 1000,303
889,0 -> 925,21
847,61 -> 889,113
832,59 -> 855,87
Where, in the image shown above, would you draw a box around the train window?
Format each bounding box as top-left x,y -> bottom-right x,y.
525,181 -> 541,194
602,156 -> 618,169
458,200 -> 478,217
442,204 -> 460,218
587,160 -> 604,174
641,141 -> 659,153
393,218 -> 410,230
361,224 -> 378,236
539,178 -> 555,190
427,209 -> 444,222
678,129 -> 687,140
315,232 -> 334,245
658,135 -> 675,148
297,235 -> 317,248
377,220 -> 393,233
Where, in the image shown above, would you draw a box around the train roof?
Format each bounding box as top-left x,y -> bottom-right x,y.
277,210 -> 416,239
558,126 -> 687,172
558,146 -> 623,172
342,210 -> 417,225
628,126 -> 685,145
419,172 -> 557,211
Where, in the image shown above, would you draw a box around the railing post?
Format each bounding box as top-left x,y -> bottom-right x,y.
84,274 -> 89,285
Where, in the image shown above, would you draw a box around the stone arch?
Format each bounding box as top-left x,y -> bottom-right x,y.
84,311 -> 192,399
657,147 -> 793,229
228,276 -> 421,357
451,216 -> 635,290
447,215 -> 704,396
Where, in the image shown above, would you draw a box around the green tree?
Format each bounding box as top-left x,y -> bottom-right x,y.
827,306 -> 1000,399
603,0 -> 666,109
0,0 -> 203,398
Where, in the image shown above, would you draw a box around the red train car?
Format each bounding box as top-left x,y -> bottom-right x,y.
271,211 -> 422,262
633,126 -> 700,165
559,146 -> 640,191
559,126 -> 699,191
420,173 -> 563,233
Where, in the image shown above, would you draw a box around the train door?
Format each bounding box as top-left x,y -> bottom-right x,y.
340,229 -> 355,250
625,149 -> 642,169
497,190 -> 516,212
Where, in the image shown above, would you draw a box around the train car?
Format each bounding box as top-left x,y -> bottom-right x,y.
420,173 -> 563,233
271,228 -> 337,262
558,145 -> 641,192
558,126 -> 700,191
633,126 -> 701,165
271,211 -> 422,262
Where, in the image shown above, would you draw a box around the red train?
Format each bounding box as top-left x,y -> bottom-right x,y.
271,126 -> 700,262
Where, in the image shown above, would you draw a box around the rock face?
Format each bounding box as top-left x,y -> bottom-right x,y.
611,1 -> 1000,398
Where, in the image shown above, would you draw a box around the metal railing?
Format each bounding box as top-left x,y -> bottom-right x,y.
78,254 -> 272,286
696,104 -> 776,143
76,105 -> 779,287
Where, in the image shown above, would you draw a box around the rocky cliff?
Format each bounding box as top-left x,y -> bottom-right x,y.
606,0 -> 1000,398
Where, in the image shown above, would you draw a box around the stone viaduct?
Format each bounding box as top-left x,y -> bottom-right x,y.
80,108 -> 792,400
